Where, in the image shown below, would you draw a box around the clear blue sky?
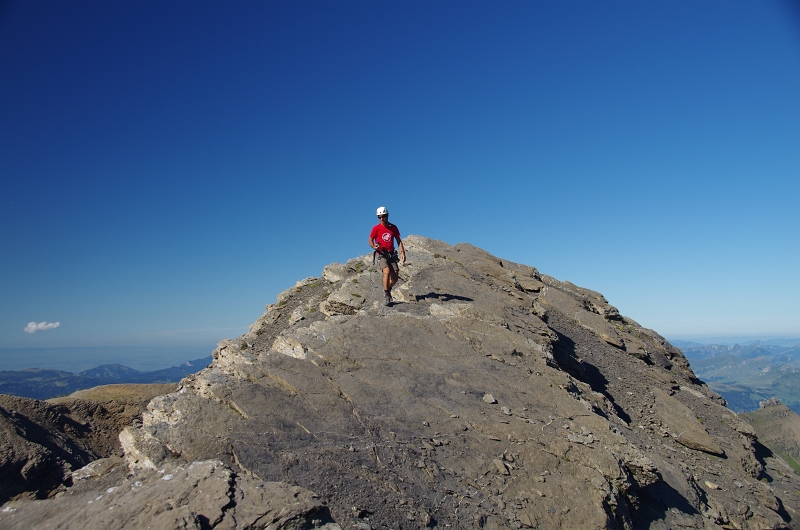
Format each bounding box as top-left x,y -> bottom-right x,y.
2,1 -> 799,364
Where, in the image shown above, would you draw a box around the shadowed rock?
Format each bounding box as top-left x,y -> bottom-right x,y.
0,384 -> 176,503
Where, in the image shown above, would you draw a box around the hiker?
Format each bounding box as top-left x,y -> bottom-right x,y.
368,206 -> 406,305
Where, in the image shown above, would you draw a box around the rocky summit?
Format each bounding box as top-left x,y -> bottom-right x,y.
2,236 -> 799,529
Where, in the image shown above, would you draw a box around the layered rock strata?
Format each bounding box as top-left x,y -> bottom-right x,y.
0,384 -> 176,504
3,236 -> 798,529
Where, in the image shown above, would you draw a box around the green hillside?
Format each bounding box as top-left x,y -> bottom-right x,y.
741,399 -> 800,475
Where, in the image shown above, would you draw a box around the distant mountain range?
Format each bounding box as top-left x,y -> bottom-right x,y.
679,342 -> 800,413
672,338 -> 800,349
0,356 -> 212,400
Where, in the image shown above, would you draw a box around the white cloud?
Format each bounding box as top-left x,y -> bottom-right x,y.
23,321 -> 61,334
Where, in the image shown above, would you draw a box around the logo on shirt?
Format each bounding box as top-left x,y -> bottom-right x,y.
382,233 -> 392,242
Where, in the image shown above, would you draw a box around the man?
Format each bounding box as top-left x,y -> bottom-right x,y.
368,206 -> 406,306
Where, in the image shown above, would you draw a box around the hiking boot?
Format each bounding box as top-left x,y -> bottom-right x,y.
384,291 -> 392,306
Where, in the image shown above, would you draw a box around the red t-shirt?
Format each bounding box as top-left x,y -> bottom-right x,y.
370,223 -> 401,252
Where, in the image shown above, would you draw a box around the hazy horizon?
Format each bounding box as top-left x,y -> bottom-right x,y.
3,333 -> 799,374
0,345 -> 216,373
668,335 -> 800,347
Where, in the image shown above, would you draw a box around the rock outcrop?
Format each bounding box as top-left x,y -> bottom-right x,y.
2,236 -> 799,529
0,384 -> 176,503
742,398 -> 800,478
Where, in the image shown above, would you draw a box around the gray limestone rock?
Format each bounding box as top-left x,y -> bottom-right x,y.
652,388 -> 725,455
2,236 -> 798,529
0,458 -> 340,530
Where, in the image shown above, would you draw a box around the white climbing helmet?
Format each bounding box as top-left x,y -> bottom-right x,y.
376,206 -> 388,216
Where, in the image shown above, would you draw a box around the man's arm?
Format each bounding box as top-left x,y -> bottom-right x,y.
397,239 -> 406,263
368,236 -> 380,252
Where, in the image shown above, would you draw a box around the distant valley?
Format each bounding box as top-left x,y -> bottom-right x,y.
0,356 -> 212,400
676,340 -> 800,413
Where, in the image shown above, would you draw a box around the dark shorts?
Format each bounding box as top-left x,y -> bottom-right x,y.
379,254 -> 399,272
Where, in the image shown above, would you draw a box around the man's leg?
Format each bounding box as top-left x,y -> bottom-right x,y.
382,266 -> 391,291
387,269 -> 398,290
382,266 -> 393,305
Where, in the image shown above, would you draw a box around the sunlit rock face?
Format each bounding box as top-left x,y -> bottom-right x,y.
2,236 -> 798,529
